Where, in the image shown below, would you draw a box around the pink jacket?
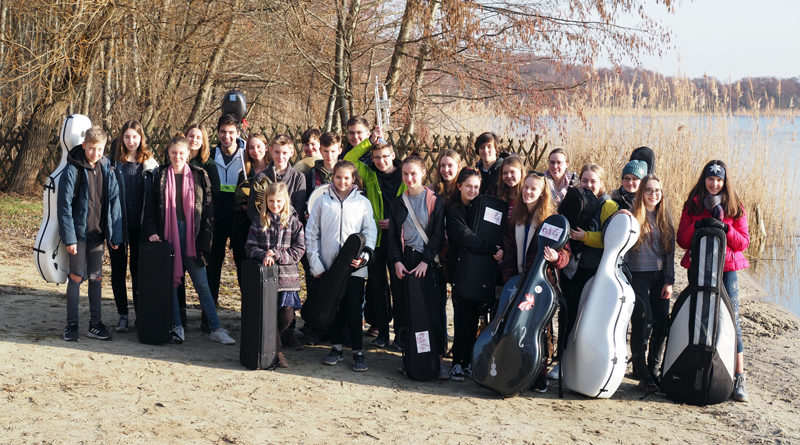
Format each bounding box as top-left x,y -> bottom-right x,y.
676,199 -> 750,272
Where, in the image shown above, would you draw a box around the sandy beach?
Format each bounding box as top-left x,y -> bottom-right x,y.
2,198 -> 799,444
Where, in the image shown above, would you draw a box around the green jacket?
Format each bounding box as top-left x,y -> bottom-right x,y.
343,138 -> 406,246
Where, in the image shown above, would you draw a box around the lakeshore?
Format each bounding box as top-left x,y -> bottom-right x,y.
1,201 -> 799,443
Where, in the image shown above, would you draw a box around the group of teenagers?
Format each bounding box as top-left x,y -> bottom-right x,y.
56,113 -> 750,402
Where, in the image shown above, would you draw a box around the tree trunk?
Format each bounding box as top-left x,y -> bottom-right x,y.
184,18 -> 235,127
385,0 -> 419,99
102,39 -> 112,130
405,0 -> 439,135
5,99 -> 70,193
324,83 -> 337,132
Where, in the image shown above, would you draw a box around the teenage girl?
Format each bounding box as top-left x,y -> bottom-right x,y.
233,134 -> 271,285
446,168 -> 504,381
387,155 -> 448,379
144,134 -> 236,345
627,174 -> 675,390
110,120 -> 158,332
431,149 -> 462,202
245,182 -> 306,368
495,155 -> 524,216
543,148 -> 579,205
306,160 -> 377,372
611,160 -> 647,210
501,172 -> 571,392
676,160 -> 749,402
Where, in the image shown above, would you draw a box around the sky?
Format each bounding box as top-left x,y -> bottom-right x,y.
606,0 -> 800,80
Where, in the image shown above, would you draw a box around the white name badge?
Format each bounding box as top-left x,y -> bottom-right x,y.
415,331 -> 431,353
483,207 -> 503,226
540,223 -> 564,241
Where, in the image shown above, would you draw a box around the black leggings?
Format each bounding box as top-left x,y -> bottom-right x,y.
110,227 -> 141,316
629,270 -> 670,375
559,266 -> 596,340
330,276 -> 367,351
277,306 -> 295,351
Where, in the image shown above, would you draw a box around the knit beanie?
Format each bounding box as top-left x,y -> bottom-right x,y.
622,160 -> 647,179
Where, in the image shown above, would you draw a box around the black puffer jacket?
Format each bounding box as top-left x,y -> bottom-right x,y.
143,164 -> 214,266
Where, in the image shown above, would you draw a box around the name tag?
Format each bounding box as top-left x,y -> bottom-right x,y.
483,207 -> 503,226
540,223 -> 563,241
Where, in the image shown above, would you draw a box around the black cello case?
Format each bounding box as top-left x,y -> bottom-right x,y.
240,260 -> 280,370
301,233 -> 368,331
630,146 -> 656,174
452,195 -> 508,303
402,250 -> 445,381
137,241 -> 175,345
472,214 -> 570,396
661,218 -> 737,405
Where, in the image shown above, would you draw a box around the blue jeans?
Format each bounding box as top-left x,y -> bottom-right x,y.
722,271 -> 743,353
173,220 -> 220,330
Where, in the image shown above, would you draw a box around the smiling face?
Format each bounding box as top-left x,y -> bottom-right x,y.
346,123 -> 369,147
266,193 -> 286,214
521,176 -> 544,206
371,146 -> 396,173
477,141 -> 497,166
580,170 -> 603,197
187,128 -> 203,157
548,152 -> 567,179
438,155 -> 459,182
622,173 -> 641,194
502,163 -> 522,188
83,141 -> 105,167
303,138 -> 320,157
333,166 -> 355,194
402,162 -> 424,191
642,178 -> 663,211
705,176 -> 724,196
122,128 -> 141,155
271,143 -> 294,170
168,142 -> 189,172
458,175 -> 481,204
217,124 -> 239,151
247,138 -> 267,165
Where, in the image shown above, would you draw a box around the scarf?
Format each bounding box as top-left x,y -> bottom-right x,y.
704,193 -> 724,220
617,186 -> 635,209
165,164 -> 196,286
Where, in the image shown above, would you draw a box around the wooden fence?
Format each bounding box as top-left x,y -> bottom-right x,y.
0,125 -> 550,190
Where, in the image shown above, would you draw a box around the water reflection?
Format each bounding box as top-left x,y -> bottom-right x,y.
749,240 -> 800,317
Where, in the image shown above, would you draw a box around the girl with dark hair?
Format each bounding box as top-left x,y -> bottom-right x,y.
496,155 -> 524,216
676,160 -> 749,402
431,149 -> 462,202
446,168 -> 504,381
110,120 -> 158,332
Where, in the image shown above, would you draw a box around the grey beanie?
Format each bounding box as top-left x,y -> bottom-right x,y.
622,160 -> 647,179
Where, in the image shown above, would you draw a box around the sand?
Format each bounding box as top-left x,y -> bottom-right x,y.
2,234 -> 800,444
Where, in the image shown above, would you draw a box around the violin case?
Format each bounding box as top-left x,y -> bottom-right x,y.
472,214 -> 570,396
301,233 -> 368,331
562,210 -> 640,398
240,260 -> 280,370
452,195 -> 508,303
661,218 -> 736,405
33,114 -> 92,283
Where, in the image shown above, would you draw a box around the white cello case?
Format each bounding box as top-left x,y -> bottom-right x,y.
306,183 -> 330,216
562,210 -> 640,398
33,114 -> 92,283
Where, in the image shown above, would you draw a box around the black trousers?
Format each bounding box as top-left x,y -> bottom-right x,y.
629,270 -> 670,377
207,215 -> 235,303
110,226 -> 141,316
330,276 -> 367,351
451,297 -> 484,367
559,266 -> 596,340
365,243 -> 403,342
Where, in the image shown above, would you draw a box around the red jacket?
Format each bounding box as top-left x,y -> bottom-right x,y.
676,198 -> 750,272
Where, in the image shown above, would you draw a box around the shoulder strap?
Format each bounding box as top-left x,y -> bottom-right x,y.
401,193 -> 439,264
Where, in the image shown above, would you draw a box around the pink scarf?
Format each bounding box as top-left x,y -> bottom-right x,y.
165,164 -> 196,287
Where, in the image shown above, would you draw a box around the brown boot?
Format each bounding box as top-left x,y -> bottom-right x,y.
277,352 -> 289,368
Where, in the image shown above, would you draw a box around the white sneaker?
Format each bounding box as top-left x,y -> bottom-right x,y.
209,328 -> 236,345
170,325 -> 184,344
546,363 -> 560,380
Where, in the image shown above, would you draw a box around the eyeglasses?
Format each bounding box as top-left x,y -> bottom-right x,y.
645,188 -> 662,195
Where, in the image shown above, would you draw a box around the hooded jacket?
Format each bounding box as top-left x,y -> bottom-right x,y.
676,196 -> 750,272
305,185 -> 377,279
57,146 -> 122,246
143,164 -> 214,266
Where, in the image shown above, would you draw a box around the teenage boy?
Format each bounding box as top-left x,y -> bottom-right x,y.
344,137 -> 407,349
342,116 -> 373,163
474,132 -> 510,196
57,126 -> 122,341
293,128 -> 322,176
306,131 -> 342,192
246,134 -> 307,223
205,114 -> 246,331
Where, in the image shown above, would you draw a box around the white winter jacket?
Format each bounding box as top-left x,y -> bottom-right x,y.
305,185 -> 377,279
